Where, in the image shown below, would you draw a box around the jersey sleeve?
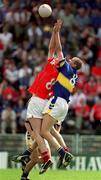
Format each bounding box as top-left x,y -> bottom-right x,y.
58,58 -> 66,67
48,57 -> 54,62
48,57 -> 66,69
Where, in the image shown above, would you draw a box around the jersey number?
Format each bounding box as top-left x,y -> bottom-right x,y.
46,78 -> 56,90
70,74 -> 78,85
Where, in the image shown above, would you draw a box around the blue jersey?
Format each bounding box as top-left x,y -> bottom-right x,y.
53,60 -> 78,102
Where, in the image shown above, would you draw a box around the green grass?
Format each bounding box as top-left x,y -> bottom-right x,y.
0,169 -> 101,180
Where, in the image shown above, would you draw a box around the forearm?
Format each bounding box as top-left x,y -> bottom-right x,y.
55,31 -> 64,59
48,30 -> 56,58
49,30 -> 56,50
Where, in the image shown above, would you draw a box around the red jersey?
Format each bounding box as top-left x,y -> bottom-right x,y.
83,82 -> 97,96
92,104 -> 101,120
28,58 -> 59,99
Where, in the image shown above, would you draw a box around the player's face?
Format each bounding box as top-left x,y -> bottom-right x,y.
67,58 -> 75,68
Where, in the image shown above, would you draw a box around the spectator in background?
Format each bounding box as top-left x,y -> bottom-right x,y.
96,77 -> 101,94
20,6 -> 31,26
91,58 -> 101,77
52,2 -> 63,19
75,7 -> 90,30
97,25 -> 101,43
4,61 -> 18,85
70,88 -> 87,109
1,104 -> 16,134
29,65 -> 42,85
83,75 -> 97,97
77,46 -> 93,66
14,98 -> 26,133
90,8 -> 101,31
90,93 -> 101,130
79,26 -> 95,46
59,2 -> 75,29
19,107 -> 26,133
86,36 -> 99,66
77,71 -> 88,89
27,22 -> 43,44
0,80 -> 19,103
0,39 -> 4,66
0,25 -> 13,50
74,98 -> 90,130
78,60 -> 90,76
18,63 -> 32,88
67,25 -> 80,55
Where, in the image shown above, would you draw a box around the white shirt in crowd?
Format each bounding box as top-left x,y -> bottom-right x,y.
0,32 -> 13,48
69,92 -> 87,108
5,68 -> 18,83
18,66 -> 32,78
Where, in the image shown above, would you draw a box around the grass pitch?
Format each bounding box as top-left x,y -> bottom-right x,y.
0,169 -> 101,180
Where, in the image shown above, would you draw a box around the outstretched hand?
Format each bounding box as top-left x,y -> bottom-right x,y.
53,19 -> 62,32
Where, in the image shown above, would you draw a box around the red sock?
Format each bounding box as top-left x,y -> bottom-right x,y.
41,151 -> 51,163
63,146 -> 69,152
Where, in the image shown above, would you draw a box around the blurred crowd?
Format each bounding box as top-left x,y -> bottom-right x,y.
0,0 -> 101,134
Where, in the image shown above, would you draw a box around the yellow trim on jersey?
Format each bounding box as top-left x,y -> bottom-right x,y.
59,61 -> 65,67
46,109 -> 52,114
57,72 -> 74,92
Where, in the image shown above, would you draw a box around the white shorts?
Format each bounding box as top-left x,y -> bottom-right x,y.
43,96 -> 69,122
26,96 -> 48,119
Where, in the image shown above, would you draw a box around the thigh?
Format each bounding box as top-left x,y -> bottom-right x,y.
54,123 -> 61,132
41,114 -> 55,132
25,117 -> 42,135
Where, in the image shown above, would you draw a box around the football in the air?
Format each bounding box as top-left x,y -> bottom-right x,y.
38,4 -> 52,18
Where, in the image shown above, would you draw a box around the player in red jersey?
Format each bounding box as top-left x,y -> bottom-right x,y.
12,20 -> 71,180
21,20 -> 66,178
28,56 -> 58,99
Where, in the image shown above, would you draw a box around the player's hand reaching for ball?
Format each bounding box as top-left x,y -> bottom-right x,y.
53,19 -> 62,32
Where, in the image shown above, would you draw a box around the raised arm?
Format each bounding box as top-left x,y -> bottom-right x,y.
48,25 -> 56,58
55,19 -> 64,59
48,19 -> 63,58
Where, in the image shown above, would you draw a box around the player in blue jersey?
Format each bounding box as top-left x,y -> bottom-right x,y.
12,20 -> 74,178
40,19 -> 83,172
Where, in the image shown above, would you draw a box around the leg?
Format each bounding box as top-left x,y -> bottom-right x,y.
21,135 -> 51,178
12,124 -> 37,165
41,114 -> 61,150
1,120 -> 6,134
21,148 -> 43,180
11,120 -> 16,134
41,114 -> 73,168
25,118 -> 52,174
51,126 -> 69,152
26,117 -> 48,153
